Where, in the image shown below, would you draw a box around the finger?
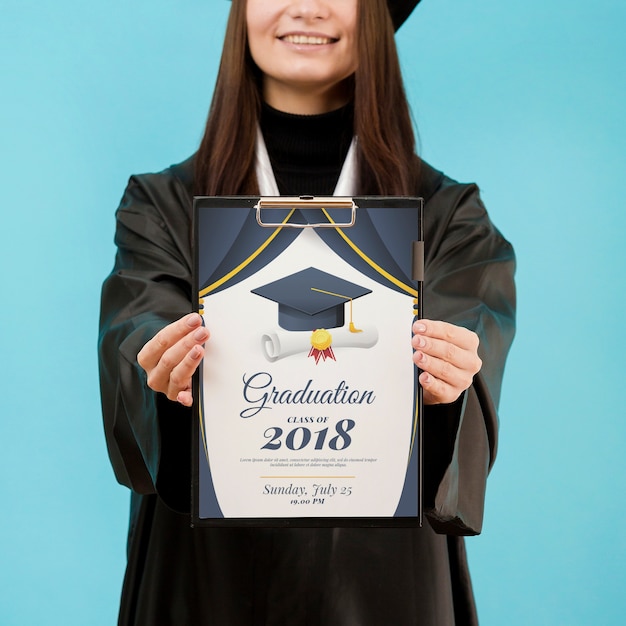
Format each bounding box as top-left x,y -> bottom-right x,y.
145,326 -> 208,395
413,347 -> 478,391
412,333 -> 481,373
419,371 -> 461,406
138,313 -> 204,372
177,389 -> 194,407
413,347 -> 464,387
156,325 -> 208,377
165,344 -> 205,401
412,319 -> 479,352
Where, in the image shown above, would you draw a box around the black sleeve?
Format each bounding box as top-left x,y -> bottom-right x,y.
421,178 -> 516,535
98,166 -> 195,513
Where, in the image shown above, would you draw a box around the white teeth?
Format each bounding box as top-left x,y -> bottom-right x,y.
282,35 -> 333,45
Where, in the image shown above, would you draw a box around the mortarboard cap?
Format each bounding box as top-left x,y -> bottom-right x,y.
252,267 -> 372,332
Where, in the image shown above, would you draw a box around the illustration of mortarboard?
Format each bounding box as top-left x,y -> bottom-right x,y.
251,267 -> 372,332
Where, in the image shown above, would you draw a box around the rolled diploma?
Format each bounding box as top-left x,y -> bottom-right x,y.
261,326 -> 379,362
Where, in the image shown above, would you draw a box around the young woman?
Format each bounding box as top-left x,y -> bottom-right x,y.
99,1 -> 516,624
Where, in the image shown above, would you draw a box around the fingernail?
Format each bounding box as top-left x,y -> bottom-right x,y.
194,328 -> 208,341
414,323 -> 426,333
414,336 -> 425,348
186,313 -> 201,327
177,392 -> 192,407
421,373 -> 430,384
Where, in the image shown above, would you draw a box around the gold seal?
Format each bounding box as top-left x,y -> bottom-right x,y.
310,329 -> 332,350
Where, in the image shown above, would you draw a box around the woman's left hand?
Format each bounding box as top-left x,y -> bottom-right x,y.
411,320 -> 482,406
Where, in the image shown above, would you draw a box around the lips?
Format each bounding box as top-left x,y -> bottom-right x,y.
280,34 -> 338,45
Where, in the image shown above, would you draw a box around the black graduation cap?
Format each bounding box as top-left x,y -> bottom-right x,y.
387,0 -> 422,31
252,267 -> 372,332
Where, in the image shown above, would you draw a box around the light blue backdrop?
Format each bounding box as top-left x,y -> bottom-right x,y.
1,1 -> 624,624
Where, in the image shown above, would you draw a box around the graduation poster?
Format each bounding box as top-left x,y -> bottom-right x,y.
193,197 -> 423,526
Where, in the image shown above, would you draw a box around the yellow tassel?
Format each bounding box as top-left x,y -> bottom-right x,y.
349,321 -> 362,333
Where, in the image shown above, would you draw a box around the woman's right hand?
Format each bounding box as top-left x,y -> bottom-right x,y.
137,312 -> 209,407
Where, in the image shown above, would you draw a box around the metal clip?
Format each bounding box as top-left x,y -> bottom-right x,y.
254,196 -> 357,229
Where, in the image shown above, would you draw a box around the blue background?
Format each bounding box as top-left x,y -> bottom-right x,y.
1,1 -> 624,624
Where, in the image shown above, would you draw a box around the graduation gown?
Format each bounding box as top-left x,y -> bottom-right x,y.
98,156 -> 516,625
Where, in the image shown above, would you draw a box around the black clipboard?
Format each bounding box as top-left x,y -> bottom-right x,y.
192,196 -> 423,527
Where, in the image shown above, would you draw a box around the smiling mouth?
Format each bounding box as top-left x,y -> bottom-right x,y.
281,34 -> 338,45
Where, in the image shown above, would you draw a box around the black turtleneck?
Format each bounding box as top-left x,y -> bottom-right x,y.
260,102 -> 354,196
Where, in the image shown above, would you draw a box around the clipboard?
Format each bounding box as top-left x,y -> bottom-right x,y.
192,195 -> 424,527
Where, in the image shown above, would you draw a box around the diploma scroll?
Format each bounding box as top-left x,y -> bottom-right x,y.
261,326 -> 379,362
192,196 -> 424,527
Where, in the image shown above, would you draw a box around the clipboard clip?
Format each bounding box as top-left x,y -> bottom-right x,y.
254,196 -> 357,229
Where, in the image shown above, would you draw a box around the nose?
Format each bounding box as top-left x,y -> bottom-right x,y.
287,0 -> 331,22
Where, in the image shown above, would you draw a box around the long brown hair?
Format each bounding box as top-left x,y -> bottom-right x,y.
195,0 -> 418,196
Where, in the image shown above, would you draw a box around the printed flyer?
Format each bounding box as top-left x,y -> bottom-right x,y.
193,197 -> 423,525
